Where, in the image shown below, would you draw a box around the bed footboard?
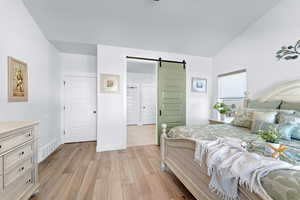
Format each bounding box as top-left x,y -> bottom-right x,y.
160,124 -> 263,200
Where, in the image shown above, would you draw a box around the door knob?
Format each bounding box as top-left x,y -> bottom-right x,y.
143,106 -> 146,109
93,110 -> 97,114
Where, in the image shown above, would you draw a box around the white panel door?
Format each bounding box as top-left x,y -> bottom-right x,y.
127,85 -> 140,125
64,76 -> 97,143
141,84 -> 156,125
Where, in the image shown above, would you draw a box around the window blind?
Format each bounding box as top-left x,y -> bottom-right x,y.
218,70 -> 247,99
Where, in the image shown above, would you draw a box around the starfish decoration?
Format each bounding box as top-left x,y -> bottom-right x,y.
267,143 -> 287,159
276,40 -> 300,60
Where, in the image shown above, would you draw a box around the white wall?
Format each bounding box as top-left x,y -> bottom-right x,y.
97,45 -> 212,151
0,0 -> 61,161
61,53 -> 97,75
212,0 -> 300,118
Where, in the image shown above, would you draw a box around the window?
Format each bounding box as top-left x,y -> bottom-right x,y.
218,69 -> 247,100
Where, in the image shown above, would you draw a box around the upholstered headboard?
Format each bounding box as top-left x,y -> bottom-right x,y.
245,80 -> 300,106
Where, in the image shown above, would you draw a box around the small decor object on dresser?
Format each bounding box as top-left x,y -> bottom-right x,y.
100,74 -> 120,94
8,57 -> 28,102
0,121 -> 39,200
191,78 -> 207,93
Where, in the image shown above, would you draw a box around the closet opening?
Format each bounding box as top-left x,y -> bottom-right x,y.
126,59 -> 158,147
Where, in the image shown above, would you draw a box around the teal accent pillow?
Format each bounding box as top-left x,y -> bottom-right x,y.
251,120 -> 278,134
248,100 -> 282,109
280,101 -> 300,111
278,123 -> 296,141
291,126 -> 300,140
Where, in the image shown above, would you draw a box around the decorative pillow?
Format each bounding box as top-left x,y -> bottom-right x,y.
278,113 -> 300,125
280,101 -> 300,111
291,126 -> 300,140
251,120 -> 278,134
231,109 -> 254,129
248,100 -> 282,109
278,123 -> 297,141
252,111 -> 277,123
251,111 -> 277,132
275,110 -> 296,123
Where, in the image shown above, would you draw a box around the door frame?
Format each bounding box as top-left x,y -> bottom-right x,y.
61,72 -> 97,144
127,83 -> 141,125
125,59 -> 159,146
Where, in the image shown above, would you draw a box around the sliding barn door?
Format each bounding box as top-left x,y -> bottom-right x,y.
158,62 -> 186,144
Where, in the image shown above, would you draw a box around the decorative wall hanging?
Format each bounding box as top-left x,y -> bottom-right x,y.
276,40 -> 300,60
100,74 -> 120,93
8,57 -> 28,102
191,78 -> 207,93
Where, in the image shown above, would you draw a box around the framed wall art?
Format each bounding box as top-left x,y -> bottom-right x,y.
100,74 -> 120,93
191,78 -> 207,93
8,57 -> 28,102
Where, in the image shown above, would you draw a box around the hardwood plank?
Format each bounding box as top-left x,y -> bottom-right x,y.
31,142 -> 196,200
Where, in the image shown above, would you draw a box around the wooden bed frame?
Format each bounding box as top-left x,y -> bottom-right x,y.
160,80 -> 300,200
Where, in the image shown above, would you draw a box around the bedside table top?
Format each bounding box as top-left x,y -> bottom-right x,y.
209,117 -> 233,124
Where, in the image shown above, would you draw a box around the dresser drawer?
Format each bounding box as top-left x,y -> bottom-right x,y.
0,175 -> 2,192
1,169 -> 34,200
0,129 -> 33,154
4,142 -> 33,172
0,157 -> 3,174
4,158 -> 33,187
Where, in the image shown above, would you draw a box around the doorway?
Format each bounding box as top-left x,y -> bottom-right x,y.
126,60 -> 157,147
64,75 -> 97,143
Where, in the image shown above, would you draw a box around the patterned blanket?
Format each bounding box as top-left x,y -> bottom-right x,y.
167,124 -> 300,200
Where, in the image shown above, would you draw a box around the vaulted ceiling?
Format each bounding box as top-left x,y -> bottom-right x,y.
23,0 -> 280,56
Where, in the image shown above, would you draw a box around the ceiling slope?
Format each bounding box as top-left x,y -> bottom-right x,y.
23,0 -> 280,56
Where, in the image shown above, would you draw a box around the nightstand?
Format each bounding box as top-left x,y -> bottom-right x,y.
209,117 -> 233,125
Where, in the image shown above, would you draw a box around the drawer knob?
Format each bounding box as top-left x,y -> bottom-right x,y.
19,151 -> 25,156
26,179 -> 32,184
19,166 -> 25,172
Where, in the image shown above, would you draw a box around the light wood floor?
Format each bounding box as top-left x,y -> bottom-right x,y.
31,142 -> 196,200
127,125 -> 156,147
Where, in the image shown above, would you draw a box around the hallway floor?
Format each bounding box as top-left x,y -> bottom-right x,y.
127,125 -> 156,147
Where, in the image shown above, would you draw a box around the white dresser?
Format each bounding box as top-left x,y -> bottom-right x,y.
0,121 -> 39,200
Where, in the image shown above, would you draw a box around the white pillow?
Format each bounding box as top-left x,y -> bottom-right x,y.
252,111 -> 278,123
251,111 -> 277,132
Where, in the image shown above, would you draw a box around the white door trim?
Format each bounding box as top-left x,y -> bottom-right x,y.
61,72 -> 97,144
127,83 -> 140,125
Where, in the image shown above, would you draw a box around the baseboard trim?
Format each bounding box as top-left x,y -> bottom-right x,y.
38,139 -> 61,163
96,144 -> 126,152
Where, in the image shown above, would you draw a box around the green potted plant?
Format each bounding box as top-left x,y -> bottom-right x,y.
213,102 -> 231,121
258,128 -> 281,156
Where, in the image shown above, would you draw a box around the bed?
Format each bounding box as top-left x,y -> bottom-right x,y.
160,80 -> 300,200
